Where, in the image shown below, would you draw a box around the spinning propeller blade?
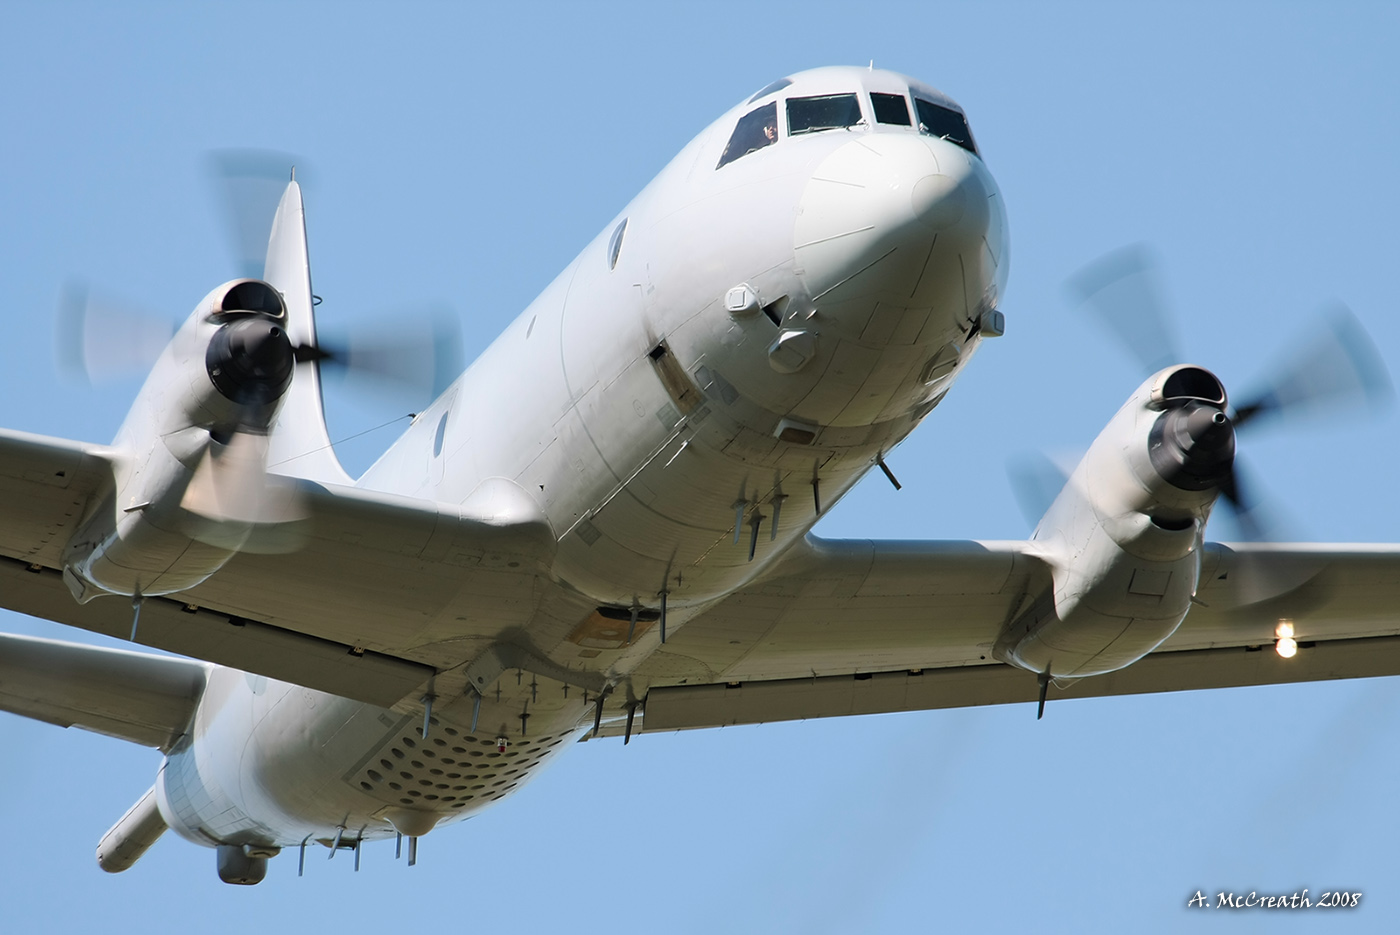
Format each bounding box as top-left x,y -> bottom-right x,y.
1064,246 -> 1393,542
206,149 -> 305,280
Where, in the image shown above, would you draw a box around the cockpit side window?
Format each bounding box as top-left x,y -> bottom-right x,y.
914,98 -> 978,155
871,92 -> 912,126
717,102 -> 779,169
787,93 -> 863,135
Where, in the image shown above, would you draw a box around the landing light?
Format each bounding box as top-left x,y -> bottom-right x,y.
1276,637 -> 1298,659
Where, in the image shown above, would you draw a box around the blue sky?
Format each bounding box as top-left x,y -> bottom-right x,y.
2,1 -> 1398,931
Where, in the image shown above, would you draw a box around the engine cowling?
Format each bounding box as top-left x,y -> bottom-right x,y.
995,365 -> 1232,678
62,279 -> 298,601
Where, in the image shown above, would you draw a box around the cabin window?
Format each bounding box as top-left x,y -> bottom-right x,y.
717,102 -> 779,169
607,218 -> 628,270
914,97 -> 978,155
787,93 -> 863,135
871,92 -> 912,126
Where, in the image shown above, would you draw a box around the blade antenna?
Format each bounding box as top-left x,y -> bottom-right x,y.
1036,668 -> 1052,720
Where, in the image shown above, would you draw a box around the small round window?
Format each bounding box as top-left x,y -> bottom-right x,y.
607,218 -> 627,270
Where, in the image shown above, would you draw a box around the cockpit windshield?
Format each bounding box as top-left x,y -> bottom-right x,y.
717,102 -> 779,169
871,92 -> 912,126
787,93 -> 863,135
914,97 -> 978,155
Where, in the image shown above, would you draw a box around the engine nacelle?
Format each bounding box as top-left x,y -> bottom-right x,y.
62,279 -> 296,601
995,366 -> 1231,678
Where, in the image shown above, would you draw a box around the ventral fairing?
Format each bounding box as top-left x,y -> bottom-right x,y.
1,66 -> 1396,884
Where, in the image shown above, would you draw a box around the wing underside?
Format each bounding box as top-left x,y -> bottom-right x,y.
595,536 -> 1400,737
0,632 -> 208,750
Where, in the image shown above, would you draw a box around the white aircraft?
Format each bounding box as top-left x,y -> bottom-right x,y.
2,65 -> 1396,884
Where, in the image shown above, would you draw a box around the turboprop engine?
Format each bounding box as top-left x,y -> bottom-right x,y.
62,278 -> 303,602
995,365 -> 1233,679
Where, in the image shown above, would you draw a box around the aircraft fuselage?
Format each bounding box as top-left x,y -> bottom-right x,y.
153,65 -> 1009,861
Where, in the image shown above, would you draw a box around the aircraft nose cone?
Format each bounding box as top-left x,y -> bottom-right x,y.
911,170 -> 978,231
794,134 -> 995,304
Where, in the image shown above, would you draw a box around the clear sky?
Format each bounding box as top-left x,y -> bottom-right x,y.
2,1 -> 1398,931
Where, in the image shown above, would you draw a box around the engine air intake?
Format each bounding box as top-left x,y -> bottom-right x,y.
1154,366 -> 1227,408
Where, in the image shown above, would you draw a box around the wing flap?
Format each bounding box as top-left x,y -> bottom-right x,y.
634,634 -> 1400,733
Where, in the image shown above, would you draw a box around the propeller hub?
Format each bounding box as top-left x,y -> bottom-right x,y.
206,317 -> 295,407
1148,400 -> 1236,491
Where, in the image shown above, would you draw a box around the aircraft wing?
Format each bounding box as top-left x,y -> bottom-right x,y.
616,536 -> 1400,735
0,428 -> 552,709
0,428 -> 117,568
0,632 -> 207,751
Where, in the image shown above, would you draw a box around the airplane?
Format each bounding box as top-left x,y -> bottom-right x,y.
2,64 -> 1397,885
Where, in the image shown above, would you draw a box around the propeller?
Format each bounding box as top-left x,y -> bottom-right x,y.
56,280 -> 175,384
1064,243 -> 1393,539
56,149 -> 463,396
206,149 -> 306,280
180,303 -> 306,547
55,150 -> 465,550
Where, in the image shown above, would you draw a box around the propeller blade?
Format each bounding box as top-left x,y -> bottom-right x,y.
206,149 -> 306,280
311,307 -> 464,403
55,279 -> 175,384
1216,459 -> 1274,542
1066,243 -> 1183,375
181,431 -> 307,551
1006,451 -> 1073,529
1231,304 -> 1393,432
